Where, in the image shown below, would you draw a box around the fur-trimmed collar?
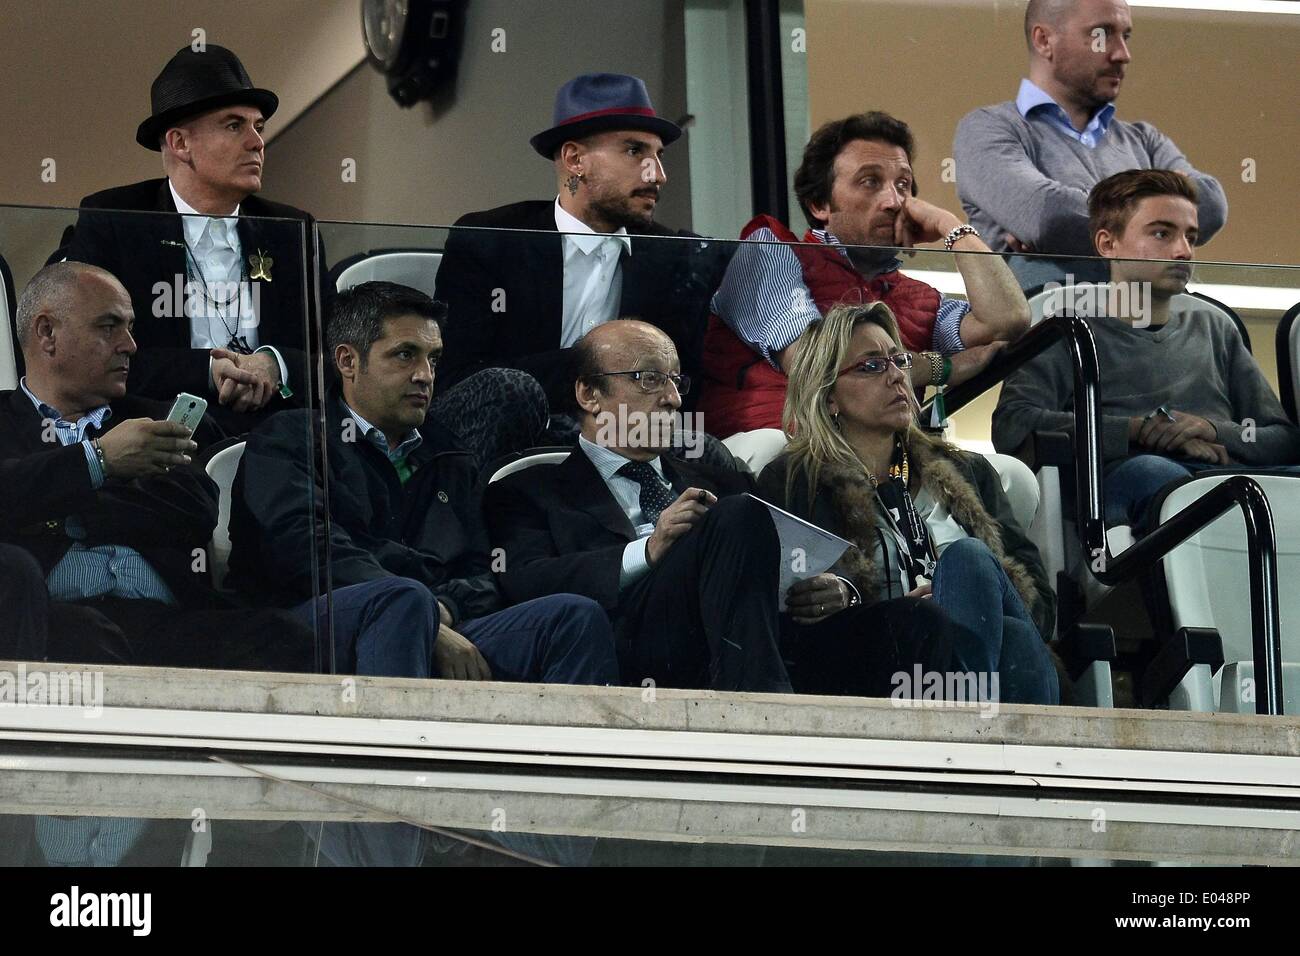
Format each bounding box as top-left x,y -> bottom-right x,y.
820,438 -> 1040,611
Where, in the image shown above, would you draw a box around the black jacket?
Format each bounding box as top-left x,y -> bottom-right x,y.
434,200 -> 733,408
483,445 -> 754,613
227,391 -> 499,624
62,178 -> 325,417
757,445 -> 1056,641
0,388 -> 225,608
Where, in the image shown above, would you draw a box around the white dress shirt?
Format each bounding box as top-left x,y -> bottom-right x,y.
554,197 -> 632,348
577,435 -> 670,590
169,180 -> 288,388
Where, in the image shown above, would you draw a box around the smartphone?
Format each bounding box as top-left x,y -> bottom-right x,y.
166,392 -> 208,434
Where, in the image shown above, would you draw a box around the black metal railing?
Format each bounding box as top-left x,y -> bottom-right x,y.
924,315 -> 1284,715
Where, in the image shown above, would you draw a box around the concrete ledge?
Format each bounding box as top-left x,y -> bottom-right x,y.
2,660 -> 1297,758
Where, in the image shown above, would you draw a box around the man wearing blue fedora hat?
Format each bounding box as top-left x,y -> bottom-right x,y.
435,73 -> 731,423
60,44 -> 321,433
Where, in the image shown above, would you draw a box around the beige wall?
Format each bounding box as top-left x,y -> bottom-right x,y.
0,0 -> 694,281
0,0 -> 363,287
805,0 -> 1300,267
805,0 -> 1300,445
0,0 -> 363,210
264,0 -> 694,265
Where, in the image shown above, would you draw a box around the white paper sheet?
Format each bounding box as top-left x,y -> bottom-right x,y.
746,494 -> 853,610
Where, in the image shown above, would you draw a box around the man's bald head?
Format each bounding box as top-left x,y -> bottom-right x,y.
1024,0 -> 1074,48
574,319 -> 676,387
16,260 -> 136,418
15,261 -> 126,351
573,319 -> 683,458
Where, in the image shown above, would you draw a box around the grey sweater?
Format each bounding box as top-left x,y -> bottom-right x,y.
953,100 -> 1228,260
992,308 -> 1300,466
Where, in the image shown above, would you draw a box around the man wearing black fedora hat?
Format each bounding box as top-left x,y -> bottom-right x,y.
434,72 -> 731,424
61,44 -> 321,433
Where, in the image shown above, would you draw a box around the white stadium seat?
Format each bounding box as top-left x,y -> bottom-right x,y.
0,254 -> 16,391
335,251 -> 443,298
204,440 -> 247,590
1157,473 -> 1300,713
720,428 -> 787,475
488,449 -> 570,484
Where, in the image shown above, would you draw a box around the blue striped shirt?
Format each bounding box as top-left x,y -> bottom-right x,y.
1015,78 -> 1115,149
36,815 -> 149,867
710,227 -> 970,369
20,379 -> 176,605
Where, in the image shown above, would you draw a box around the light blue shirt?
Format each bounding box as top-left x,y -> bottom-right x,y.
577,435 -> 671,590
1015,78 -> 1115,149
342,403 -> 423,465
20,378 -> 176,604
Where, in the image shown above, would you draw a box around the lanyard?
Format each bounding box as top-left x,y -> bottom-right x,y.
182,231 -> 253,354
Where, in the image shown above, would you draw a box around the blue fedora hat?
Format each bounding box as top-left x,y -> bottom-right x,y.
530,73 -> 681,159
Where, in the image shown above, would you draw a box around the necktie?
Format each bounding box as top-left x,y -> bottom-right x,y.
618,460 -> 676,526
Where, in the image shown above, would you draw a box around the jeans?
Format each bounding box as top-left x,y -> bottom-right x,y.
931,538 -> 1059,705
291,578 -> 617,685
1104,454 -> 1300,528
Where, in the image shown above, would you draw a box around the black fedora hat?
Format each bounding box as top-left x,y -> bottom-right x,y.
530,73 -> 681,159
136,44 -> 279,150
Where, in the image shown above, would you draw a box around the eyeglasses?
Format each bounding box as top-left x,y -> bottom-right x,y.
591,369 -> 691,395
836,352 -> 914,378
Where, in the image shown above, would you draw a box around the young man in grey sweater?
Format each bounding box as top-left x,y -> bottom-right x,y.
992,170 -> 1300,527
953,0 -> 1227,291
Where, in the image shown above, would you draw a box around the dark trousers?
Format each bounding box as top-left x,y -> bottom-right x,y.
293,577 -> 618,685
780,596 -> 956,698
0,544 -> 49,661
616,494 -> 791,693
0,542 -> 313,671
59,597 -> 315,672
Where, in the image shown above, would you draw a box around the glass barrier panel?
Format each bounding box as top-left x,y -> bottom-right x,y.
0,202 -> 328,682
0,738 -> 1292,867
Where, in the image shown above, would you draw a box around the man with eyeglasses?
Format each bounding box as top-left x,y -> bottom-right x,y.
484,320 -> 794,693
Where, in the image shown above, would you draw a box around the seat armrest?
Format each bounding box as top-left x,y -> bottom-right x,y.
1032,430 -> 1074,469
1057,622 -> 1116,682
1140,627 -> 1225,708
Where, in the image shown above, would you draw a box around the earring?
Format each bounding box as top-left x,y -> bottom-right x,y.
831,410 -> 841,431
566,172 -> 582,196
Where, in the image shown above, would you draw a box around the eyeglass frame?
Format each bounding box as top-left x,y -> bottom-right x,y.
835,351 -> 915,379
588,369 -> 691,395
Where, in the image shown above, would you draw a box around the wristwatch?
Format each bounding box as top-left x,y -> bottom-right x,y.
923,351 -> 951,387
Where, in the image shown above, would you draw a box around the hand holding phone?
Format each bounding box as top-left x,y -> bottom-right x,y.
166,392 -> 208,435
95,419 -> 197,480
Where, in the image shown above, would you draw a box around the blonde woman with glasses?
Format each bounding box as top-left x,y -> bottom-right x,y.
756,302 -> 1060,704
